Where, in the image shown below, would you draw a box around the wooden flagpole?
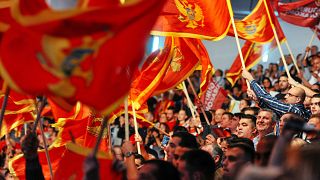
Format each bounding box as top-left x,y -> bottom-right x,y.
226,0 -> 251,89
131,101 -> 141,154
285,41 -> 300,73
38,114 -> 54,180
186,78 -> 210,125
302,29 -> 317,64
124,98 -> 129,141
262,0 -> 291,78
0,87 -> 10,137
182,81 -> 196,119
32,97 -> 46,133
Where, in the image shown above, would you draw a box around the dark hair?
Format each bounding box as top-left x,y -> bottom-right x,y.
228,138 -> 255,163
262,77 -> 273,88
241,98 -> 252,107
242,107 -> 260,116
173,126 -> 188,133
222,112 -> 234,119
180,150 -> 215,180
142,160 -> 181,180
159,123 -> 170,133
199,111 -> 213,124
240,114 -> 257,127
234,113 -> 244,119
172,132 -> 199,149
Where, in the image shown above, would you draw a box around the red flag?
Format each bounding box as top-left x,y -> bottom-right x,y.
47,98 -> 91,121
226,39 -> 281,86
228,0 -> 285,43
130,38 -> 173,110
275,0 -> 320,27
153,37 -> 205,95
152,0 -> 231,40
0,0 -> 166,114
9,146 -> 67,180
201,79 -> 227,111
54,143 -> 122,180
0,91 -> 36,137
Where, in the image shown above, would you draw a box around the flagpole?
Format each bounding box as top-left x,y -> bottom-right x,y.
182,81 -> 196,119
302,29 -> 317,65
131,101 -> 141,154
0,87 -> 10,136
124,98 -> 129,141
262,0 -> 291,78
32,97 -> 46,133
186,78 -> 210,125
284,40 -> 300,73
38,114 -> 54,180
92,116 -> 108,156
30,97 -> 53,179
226,0 -> 251,89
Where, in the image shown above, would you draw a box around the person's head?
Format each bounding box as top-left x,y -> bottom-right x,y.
285,87 -> 306,104
262,77 -> 273,89
230,113 -> 241,133
239,99 -> 251,111
178,150 -> 215,180
172,132 -> 199,167
287,143 -> 320,180
138,160 -> 180,180
311,45 -> 319,55
145,112 -> 155,123
310,94 -> 320,114
279,113 -> 295,134
223,139 -> 255,178
242,107 -> 260,116
166,106 -> 175,121
256,109 -> 277,135
255,135 -> 277,167
177,109 -> 188,122
159,123 -> 170,134
307,114 -> 320,140
159,112 -> 167,123
165,132 -> 198,163
257,64 -> 263,72
278,74 -> 290,92
215,69 -> 223,77
311,83 -> 320,92
312,55 -> 320,71
237,114 -> 257,139
220,112 -> 234,129
214,109 -> 225,124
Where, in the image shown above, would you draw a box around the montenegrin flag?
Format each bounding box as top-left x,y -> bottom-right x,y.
54,143 -> 122,180
130,37 -> 173,110
153,37 -> 209,95
228,0 -> 285,43
0,0 -> 166,114
226,39 -> 283,86
151,0 -> 231,40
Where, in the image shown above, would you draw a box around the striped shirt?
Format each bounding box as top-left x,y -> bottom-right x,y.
250,80 -> 311,121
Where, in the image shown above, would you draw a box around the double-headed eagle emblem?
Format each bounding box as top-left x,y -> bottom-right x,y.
175,0 -> 204,29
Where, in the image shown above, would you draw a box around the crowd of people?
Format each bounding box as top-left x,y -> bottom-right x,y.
107,45 -> 320,180
0,45 -> 319,180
